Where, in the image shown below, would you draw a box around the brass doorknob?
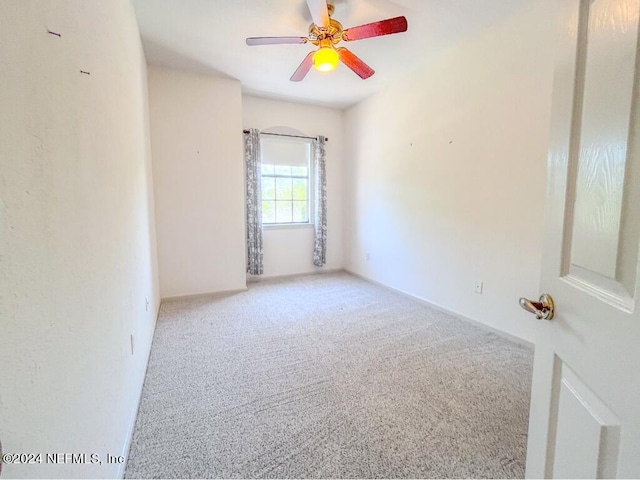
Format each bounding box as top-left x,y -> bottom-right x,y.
519,294 -> 555,320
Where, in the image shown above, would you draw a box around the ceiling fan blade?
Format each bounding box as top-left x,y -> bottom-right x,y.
342,16 -> 408,41
337,47 -> 375,79
290,51 -> 316,82
246,36 -> 308,46
306,0 -> 330,28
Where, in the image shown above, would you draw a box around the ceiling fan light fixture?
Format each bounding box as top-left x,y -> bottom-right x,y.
313,47 -> 339,72
246,0 -> 408,81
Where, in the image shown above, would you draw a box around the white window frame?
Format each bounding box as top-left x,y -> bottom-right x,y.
260,136 -> 314,229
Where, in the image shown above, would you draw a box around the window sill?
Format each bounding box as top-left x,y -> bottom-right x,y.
264,223 -> 314,230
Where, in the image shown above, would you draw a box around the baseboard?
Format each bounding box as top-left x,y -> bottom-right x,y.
247,268 -> 344,283
161,286 -> 248,303
117,303 -> 160,479
345,269 -> 533,349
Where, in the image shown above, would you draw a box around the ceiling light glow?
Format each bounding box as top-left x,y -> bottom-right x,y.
313,47 -> 339,73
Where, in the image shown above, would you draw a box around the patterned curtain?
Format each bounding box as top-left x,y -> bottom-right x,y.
313,136 -> 327,267
244,129 -> 263,275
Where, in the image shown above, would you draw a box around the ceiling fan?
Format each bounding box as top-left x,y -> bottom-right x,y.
246,0 -> 408,82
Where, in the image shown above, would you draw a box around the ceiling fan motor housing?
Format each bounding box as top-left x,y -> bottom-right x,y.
309,18 -> 344,46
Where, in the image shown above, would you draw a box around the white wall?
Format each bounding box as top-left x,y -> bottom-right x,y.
242,95 -> 344,278
0,1 -> 159,477
344,0 -> 555,342
149,66 -> 246,298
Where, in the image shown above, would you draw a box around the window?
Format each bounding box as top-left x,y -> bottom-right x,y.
260,137 -> 311,225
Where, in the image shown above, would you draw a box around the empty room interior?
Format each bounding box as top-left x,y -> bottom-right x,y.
2,0 -> 640,478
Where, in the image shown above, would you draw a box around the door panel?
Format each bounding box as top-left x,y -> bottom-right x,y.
563,0 -> 640,310
526,0 -> 640,477
569,0 -> 639,285
552,360 -> 620,479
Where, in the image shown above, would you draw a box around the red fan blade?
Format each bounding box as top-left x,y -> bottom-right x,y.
246,37 -> 308,46
342,16 -> 408,41
337,48 -> 375,79
290,51 -> 316,82
306,0 -> 330,28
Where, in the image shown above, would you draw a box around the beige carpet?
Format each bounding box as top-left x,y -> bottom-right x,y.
125,272 -> 533,478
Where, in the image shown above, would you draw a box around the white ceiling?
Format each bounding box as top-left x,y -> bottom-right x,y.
132,0 -> 530,109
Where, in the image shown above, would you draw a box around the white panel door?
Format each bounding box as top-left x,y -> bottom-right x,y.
525,0 -> 640,478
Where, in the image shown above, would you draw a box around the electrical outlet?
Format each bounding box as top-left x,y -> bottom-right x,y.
474,281 -> 483,294
366,253 -> 371,261
130,333 -> 135,355
145,298 -> 149,312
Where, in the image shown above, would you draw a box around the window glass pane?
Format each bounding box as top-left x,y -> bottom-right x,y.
262,201 -> 275,224
261,164 -> 275,175
292,178 -> 307,201
262,176 -> 275,200
275,166 -> 291,176
293,201 -> 308,223
291,166 -> 308,177
275,177 -> 292,200
276,201 -> 293,223
260,152 -> 311,225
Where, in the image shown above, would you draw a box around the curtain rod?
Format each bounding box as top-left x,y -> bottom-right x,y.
243,130 -> 328,142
